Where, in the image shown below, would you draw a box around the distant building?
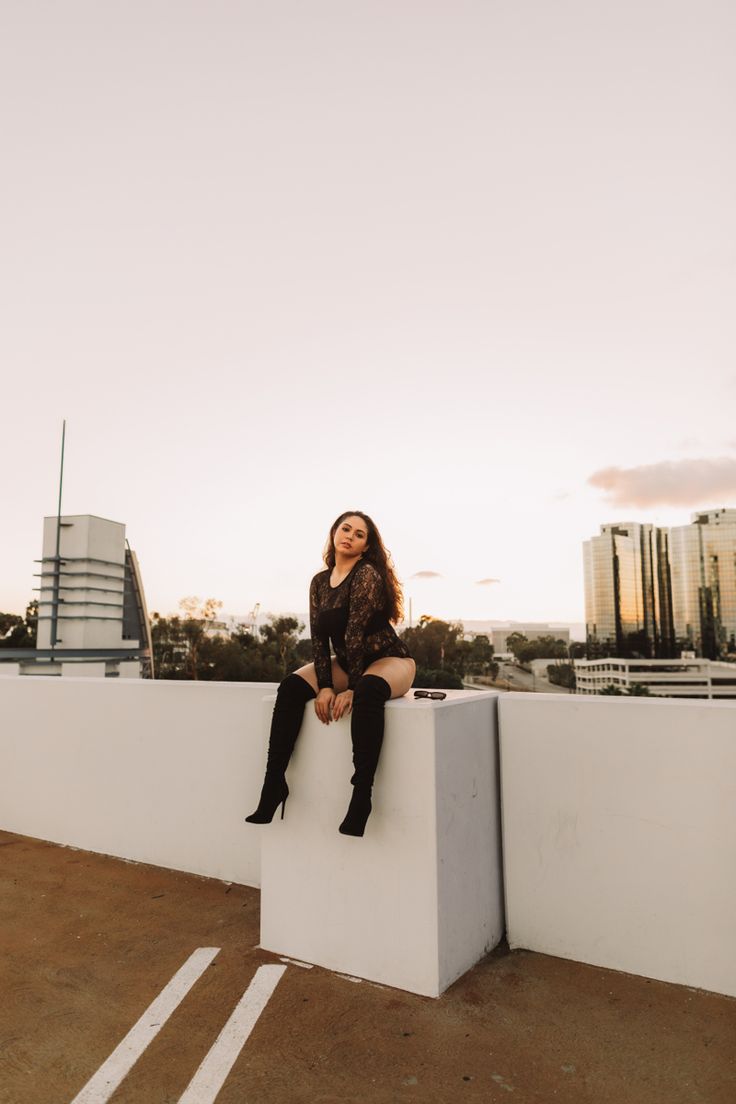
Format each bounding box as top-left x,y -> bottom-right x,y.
0,514 -> 153,678
583,522 -> 675,659
669,508 -> 736,659
487,625 -> 570,653
574,656 -> 736,699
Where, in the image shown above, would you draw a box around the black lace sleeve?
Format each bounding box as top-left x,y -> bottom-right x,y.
345,563 -> 385,690
310,573 -> 333,690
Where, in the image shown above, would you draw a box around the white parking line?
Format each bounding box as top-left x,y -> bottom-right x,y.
70,947 -> 220,1104
177,964 -> 287,1104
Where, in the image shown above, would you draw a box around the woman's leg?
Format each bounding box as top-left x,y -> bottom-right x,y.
245,659 -> 350,823
338,658 -> 416,837
244,671 -> 316,823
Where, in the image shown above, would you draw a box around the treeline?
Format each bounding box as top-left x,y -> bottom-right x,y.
151,603 -> 312,681
400,616 -> 497,689
2,596 -> 500,690
505,631 -> 586,664
151,605 -> 497,687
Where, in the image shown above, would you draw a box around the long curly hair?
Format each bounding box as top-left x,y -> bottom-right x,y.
321,510 -> 405,624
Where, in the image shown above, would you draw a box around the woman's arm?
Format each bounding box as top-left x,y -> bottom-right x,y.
310,574 -> 334,690
344,563 -> 384,690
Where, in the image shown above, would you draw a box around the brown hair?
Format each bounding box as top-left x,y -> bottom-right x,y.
322,510 -> 405,624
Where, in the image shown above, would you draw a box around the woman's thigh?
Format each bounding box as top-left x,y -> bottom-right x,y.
293,656 -> 349,695
363,656 -> 416,699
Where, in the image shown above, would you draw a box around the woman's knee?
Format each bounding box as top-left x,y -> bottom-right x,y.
290,663 -> 319,695
353,673 -> 392,708
279,670 -> 317,701
362,657 -> 415,699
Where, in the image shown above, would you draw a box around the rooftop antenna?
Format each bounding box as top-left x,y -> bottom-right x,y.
49,419 -> 66,651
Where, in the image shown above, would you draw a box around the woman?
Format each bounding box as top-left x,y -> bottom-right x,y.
245,511 -> 416,836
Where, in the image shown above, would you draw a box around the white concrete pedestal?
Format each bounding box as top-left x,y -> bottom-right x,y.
258,689 -> 503,997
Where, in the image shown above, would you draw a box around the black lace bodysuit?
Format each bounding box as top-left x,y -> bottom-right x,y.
309,560 -> 413,690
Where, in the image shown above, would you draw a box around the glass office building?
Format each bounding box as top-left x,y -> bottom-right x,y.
585,509 -> 736,661
669,509 -> 736,659
583,522 -> 675,659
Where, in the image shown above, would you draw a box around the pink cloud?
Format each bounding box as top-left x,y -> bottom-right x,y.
588,457 -> 736,507
476,578 -> 500,586
410,570 -> 443,579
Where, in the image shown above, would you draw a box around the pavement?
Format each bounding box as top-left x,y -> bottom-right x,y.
1,828 -> 734,1104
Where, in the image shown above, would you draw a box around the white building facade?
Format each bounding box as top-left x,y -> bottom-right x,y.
574,656 -> 736,699
0,514 -> 153,678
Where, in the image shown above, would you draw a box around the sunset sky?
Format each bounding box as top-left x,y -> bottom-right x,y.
2,1 -> 735,626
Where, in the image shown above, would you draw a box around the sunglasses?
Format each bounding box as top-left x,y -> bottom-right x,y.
413,690 -> 447,700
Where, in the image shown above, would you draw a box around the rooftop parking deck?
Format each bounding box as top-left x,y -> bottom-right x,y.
2,829 -> 734,1104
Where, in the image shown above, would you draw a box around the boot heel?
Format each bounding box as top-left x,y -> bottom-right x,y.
339,789 -> 372,836
245,778 -> 289,824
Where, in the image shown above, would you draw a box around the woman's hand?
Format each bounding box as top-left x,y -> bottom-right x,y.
315,688 -> 336,724
332,689 -> 354,721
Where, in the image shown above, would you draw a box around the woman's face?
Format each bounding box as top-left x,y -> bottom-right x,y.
333,515 -> 369,559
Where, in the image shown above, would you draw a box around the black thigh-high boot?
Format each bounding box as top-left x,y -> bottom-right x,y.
339,673 -> 392,837
245,673 -> 316,824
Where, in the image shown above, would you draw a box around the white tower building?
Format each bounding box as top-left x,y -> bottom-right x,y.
29,514 -> 153,677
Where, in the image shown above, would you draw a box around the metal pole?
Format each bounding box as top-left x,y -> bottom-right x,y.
50,420 -> 66,650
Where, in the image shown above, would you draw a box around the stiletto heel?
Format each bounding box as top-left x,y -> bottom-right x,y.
280,796 -> 287,820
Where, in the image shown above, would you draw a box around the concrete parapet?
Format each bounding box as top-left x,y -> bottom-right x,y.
0,675 -> 275,886
499,693 -> 736,999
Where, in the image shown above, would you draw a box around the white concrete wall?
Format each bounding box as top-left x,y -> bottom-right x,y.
0,676 -> 277,886
259,689 -> 503,996
0,676 -> 503,996
435,695 -> 504,990
61,662 -> 107,678
3,676 -> 735,999
499,693 -> 736,999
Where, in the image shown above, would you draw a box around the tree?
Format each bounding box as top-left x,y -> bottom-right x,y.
178,596 -> 224,680
0,600 -> 38,649
258,615 -> 305,679
598,682 -> 651,696
547,662 -> 575,689
0,612 -> 19,637
150,613 -> 188,679
400,616 -> 467,681
467,634 -> 495,676
517,636 -> 569,664
0,612 -> 22,641
150,598 -> 224,680
150,602 -> 308,682
505,632 -> 529,661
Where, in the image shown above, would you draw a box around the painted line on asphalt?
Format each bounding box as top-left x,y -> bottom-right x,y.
279,955 -> 314,969
177,964 -> 287,1104
70,947 -> 220,1104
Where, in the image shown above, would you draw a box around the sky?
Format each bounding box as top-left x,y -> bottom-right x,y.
2,1 -> 736,627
